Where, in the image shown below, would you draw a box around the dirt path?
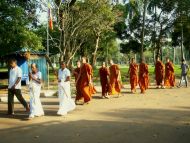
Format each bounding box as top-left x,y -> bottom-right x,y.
0,85 -> 190,143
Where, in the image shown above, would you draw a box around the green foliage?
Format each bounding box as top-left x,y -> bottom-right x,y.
120,40 -> 142,54
0,0 -> 43,56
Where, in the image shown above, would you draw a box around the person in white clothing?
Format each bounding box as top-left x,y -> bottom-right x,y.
8,59 -> 29,116
57,61 -> 76,116
28,63 -> 44,119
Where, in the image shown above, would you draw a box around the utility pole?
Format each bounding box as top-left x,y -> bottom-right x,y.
47,0 -> 50,89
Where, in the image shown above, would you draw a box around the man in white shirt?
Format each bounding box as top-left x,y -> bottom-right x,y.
8,59 -> 29,115
57,61 -> 75,116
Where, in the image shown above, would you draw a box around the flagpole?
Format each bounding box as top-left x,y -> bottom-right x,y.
47,1 -> 49,89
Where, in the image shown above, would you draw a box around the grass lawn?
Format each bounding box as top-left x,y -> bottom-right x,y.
0,64 -> 187,87
49,64 -> 184,84
0,67 -> 7,72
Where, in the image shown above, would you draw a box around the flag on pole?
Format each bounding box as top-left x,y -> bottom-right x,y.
48,4 -> 53,30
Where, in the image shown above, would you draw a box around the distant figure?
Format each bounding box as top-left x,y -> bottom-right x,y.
73,61 -> 81,82
109,60 -> 121,96
178,59 -> 189,88
73,61 -> 82,102
164,58 -> 175,88
89,64 -> 97,95
128,58 -> 138,93
76,57 -> 93,104
28,63 -> 44,119
7,59 -> 29,115
138,58 -> 149,94
155,57 -> 165,88
99,62 -> 110,98
57,61 -> 76,116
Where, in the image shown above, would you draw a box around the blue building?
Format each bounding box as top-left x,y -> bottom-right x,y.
5,49 -> 48,85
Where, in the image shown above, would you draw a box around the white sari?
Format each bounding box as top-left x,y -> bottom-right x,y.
29,72 -> 44,117
57,68 -> 76,115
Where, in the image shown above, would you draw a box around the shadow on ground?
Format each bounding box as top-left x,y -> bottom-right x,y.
0,108 -> 190,143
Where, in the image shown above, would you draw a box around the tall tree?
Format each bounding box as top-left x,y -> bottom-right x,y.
47,0 -> 119,66
0,0 -> 43,56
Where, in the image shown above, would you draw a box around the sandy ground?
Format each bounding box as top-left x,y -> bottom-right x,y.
0,84 -> 190,143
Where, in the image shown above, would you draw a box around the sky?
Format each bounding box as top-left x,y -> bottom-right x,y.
37,0 -> 130,24
37,0 -> 48,24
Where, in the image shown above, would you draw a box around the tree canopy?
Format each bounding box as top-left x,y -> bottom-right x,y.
0,0 -> 43,56
1,0 -> 190,65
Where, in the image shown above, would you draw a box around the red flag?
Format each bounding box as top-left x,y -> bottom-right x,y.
48,5 -> 53,30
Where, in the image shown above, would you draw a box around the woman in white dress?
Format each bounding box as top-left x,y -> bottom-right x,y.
57,62 -> 76,116
28,63 -> 44,119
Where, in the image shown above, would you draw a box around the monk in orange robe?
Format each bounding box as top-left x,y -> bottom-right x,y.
99,62 -> 109,98
89,64 -> 97,95
164,58 -> 175,88
76,57 -> 93,104
138,59 -> 149,94
109,60 -> 121,95
155,57 -> 165,88
128,58 -> 138,93
73,61 -> 82,102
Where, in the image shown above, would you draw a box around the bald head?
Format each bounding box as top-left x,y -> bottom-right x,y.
31,63 -> 38,73
109,60 -> 114,65
81,57 -> 87,64
76,60 -> 81,68
156,56 -> 160,62
102,62 -> 106,68
131,58 -> 135,63
166,57 -> 170,63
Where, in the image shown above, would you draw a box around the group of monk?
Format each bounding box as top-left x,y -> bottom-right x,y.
128,56 -> 175,94
73,57 -> 122,104
72,56 -> 178,104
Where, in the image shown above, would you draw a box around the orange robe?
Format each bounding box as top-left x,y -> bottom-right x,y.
155,61 -> 164,86
129,63 -> 138,92
77,63 -> 93,103
99,67 -> 109,96
90,65 -> 97,95
138,63 -> 149,93
73,67 -> 81,101
164,62 -> 175,87
109,64 -> 121,95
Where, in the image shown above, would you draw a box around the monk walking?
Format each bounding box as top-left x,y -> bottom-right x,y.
164,58 -> 175,88
109,60 -> 122,96
138,58 -> 149,94
76,57 -> 93,104
73,61 -> 82,103
128,58 -> 138,93
155,57 -> 165,88
99,62 -> 109,98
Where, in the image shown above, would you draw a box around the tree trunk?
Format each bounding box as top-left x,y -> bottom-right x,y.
45,55 -> 57,76
156,24 -> 163,60
173,47 -> 176,64
59,54 -> 64,64
92,33 -> 100,67
156,44 -> 161,60
140,0 -> 147,62
181,23 -> 184,61
153,2 -> 157,63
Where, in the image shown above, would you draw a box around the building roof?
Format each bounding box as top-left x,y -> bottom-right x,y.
7,48 -> 47,56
